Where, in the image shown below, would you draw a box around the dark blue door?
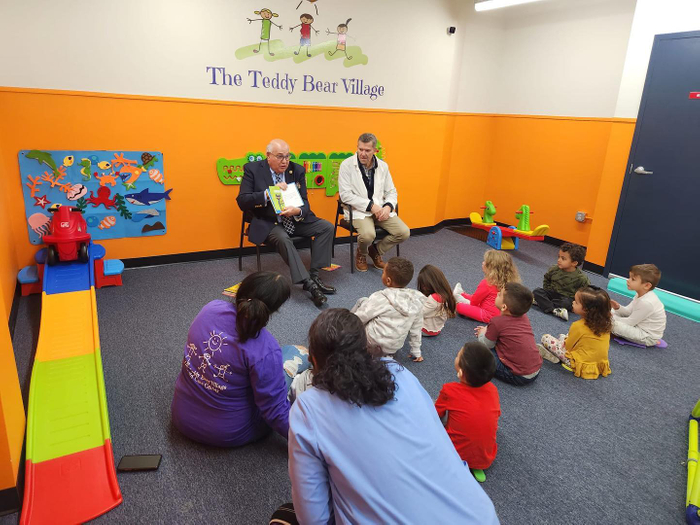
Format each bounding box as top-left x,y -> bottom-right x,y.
607,31 -> 700,300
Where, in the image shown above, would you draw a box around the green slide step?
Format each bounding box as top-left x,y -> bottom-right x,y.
27,352 -> 110,463
607,278 -> 700,323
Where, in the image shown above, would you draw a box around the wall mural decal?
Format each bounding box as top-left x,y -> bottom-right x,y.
216,144 -> 384,197
19,150 -> 170,244
236,7 -> 367,66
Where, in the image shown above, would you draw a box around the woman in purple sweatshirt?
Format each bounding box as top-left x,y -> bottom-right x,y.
171,272 -> 307,447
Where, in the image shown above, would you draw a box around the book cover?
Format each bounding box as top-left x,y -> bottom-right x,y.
267,184 -> 304,214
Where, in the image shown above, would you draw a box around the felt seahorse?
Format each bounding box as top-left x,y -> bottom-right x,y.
79,158 -> 92,180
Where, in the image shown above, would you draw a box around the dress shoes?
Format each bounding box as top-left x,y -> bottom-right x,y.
303,279 -> 327,307
310,274 -> 336,294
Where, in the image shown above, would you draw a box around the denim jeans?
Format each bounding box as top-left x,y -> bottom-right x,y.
491,349 -> 538,386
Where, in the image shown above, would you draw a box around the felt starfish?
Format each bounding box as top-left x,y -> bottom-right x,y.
33,194 -> 50,209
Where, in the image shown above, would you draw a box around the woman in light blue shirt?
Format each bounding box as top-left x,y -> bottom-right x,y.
282,308 -> 499,524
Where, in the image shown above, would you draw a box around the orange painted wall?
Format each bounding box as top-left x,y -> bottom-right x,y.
0,142 -> 25,492
0,89 -> 459,268
0,89 -> 635,271
485,116 -> 615,247
587,121 -> 636,267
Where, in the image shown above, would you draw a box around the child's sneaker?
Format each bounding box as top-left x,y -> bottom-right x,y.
538,344 -> 560,363
553,308 -> 569,321
453,283 -> 469,304
471,469 -> 486,483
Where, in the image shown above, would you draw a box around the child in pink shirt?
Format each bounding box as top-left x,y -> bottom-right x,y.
454,250 -> 520,323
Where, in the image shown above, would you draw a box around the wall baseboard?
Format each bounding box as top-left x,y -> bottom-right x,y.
0,485 -> 21,517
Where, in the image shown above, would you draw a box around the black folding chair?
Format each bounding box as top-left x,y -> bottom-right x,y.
239,210 -> 313,271
332,199 -> 400,274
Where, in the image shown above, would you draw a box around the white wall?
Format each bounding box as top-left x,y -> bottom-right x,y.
0,0 -> 480,112
614,0 -> 700,118
472,0 -> 637,118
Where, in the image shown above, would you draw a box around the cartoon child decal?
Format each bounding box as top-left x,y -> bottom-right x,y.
290,13 -> 319,57
296,0 -> 320,16
247,8 -> 282,56
327,18 -> 353,61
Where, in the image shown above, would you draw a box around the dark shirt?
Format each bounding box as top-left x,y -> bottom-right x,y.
357,154 -> 377,211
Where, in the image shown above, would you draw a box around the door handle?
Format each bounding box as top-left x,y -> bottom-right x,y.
633,166 -> 653,175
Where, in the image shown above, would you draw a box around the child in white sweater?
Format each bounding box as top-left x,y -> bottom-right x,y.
611,264 -> 666,347
352,257 -> 425,361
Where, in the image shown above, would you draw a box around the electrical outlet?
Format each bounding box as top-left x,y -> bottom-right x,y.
575,212 -> 586,223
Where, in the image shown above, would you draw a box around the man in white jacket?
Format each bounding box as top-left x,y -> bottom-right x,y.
338,133 -> 410,272
351,257 -> 424,362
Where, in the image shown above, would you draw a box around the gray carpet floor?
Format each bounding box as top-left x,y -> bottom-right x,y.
5,228 -> 700,524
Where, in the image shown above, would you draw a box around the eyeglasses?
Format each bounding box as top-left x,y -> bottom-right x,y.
270,153 -> 291,161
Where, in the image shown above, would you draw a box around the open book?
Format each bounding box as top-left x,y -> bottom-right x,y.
267,184 -> 304,214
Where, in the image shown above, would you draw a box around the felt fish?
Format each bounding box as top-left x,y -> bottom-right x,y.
63,155 -> 74,167
26,150 -> 59,176
98,216 -> 117,230
148,168 -> 164,184
125,188 -> 172,206
131,208 -> 160,223
98,161 -> 112,170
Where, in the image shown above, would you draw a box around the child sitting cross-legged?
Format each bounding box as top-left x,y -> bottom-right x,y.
351,257 -> 425,362
532,243 -> 589,321
611,264 -> 666,347
474,282 -> 542,386
417,264 -> 457,337
454,250 -> 521,323
538,286 -> 612,380
435,341 -> 500,483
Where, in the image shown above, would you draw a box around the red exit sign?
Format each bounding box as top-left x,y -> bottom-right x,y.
690,92 -> 700,99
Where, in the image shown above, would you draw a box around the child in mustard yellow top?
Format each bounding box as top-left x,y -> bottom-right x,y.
538,286 -> 612,379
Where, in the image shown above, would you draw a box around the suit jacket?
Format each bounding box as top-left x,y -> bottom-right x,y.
236,159 -> 318,245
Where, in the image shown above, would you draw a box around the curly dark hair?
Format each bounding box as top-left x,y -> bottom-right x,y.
561,243 -> 587,267
309,309 -> 397,407
577,286 -> 613,336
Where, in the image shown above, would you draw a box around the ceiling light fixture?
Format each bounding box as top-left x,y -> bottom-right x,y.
475,0 -> 545,11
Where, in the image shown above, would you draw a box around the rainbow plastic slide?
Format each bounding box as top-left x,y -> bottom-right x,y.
20,246 -> 122,524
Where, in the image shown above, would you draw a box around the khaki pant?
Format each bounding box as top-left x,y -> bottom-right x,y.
352,215 -> 410,255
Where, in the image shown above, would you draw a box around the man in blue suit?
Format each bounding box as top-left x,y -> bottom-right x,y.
236,139 -> 335,306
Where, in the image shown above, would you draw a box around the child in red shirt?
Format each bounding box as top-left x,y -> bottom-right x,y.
435,341 -> 500,482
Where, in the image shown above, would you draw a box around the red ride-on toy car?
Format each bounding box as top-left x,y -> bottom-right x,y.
42,206 -> 91,266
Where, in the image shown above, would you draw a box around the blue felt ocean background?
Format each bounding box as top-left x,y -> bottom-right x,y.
19,150 -> 169,244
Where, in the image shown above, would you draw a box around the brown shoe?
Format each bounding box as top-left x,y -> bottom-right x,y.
355,251 -> 368,272
368,244 -> 386,269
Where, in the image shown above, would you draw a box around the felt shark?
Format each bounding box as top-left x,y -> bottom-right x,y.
124,188 -> 172,206
26,150 -> 59,176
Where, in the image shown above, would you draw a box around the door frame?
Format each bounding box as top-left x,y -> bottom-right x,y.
604,30 -> 700,278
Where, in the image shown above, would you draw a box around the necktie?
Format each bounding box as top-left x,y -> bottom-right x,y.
273,173 -> 295,235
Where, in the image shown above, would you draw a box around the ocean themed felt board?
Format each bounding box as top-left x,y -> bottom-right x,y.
19,150 -> 171,244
